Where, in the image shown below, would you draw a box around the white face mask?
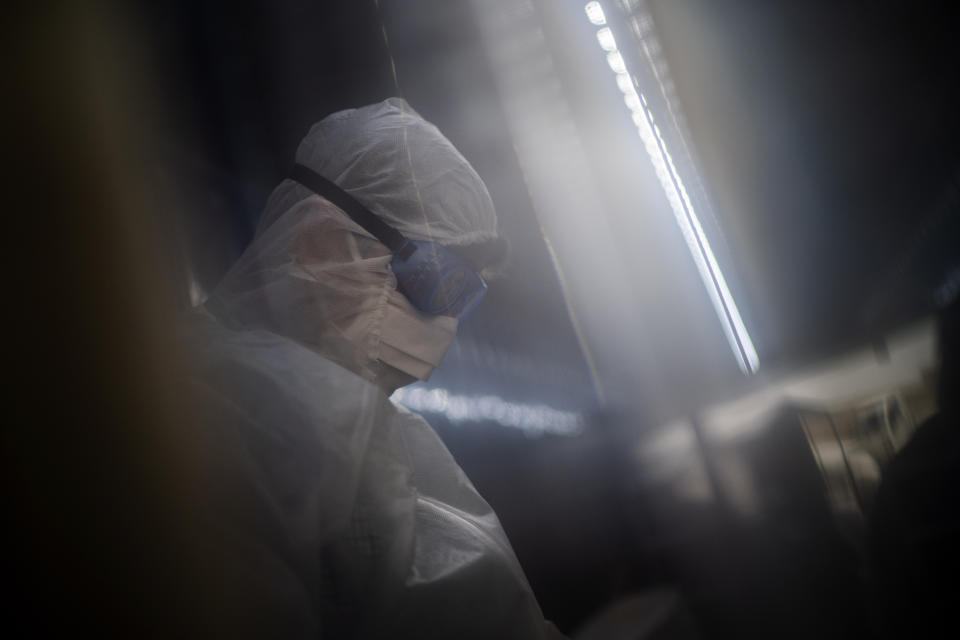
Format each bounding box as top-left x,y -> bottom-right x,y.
376,288 -> 459,381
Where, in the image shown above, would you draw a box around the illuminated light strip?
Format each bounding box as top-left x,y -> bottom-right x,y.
392,386 -> 584,436
583,2 -> 759,374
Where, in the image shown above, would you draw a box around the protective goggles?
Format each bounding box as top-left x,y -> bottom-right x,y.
291,164 -> 488,319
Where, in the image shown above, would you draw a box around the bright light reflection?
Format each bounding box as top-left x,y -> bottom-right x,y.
392,387 -> 584,436
585,1 -> 606,26
596,27 -> 617,51
584,4 -> 759,374
606,51 -> 627,74
624,92 -> 642,112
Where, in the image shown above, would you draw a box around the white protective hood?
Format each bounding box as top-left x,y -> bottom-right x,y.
258,97 -> 499,245
206,98 -> 499,383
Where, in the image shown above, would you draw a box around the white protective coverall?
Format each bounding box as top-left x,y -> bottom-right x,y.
187,98 -> 560,639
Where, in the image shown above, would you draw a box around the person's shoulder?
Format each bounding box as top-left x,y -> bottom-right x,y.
184,309 -> 394,429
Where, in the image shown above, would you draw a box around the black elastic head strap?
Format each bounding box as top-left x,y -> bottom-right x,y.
290,163 -> 415,259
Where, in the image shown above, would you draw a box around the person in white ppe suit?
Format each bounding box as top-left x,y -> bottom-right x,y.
186,98 -> 563,639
